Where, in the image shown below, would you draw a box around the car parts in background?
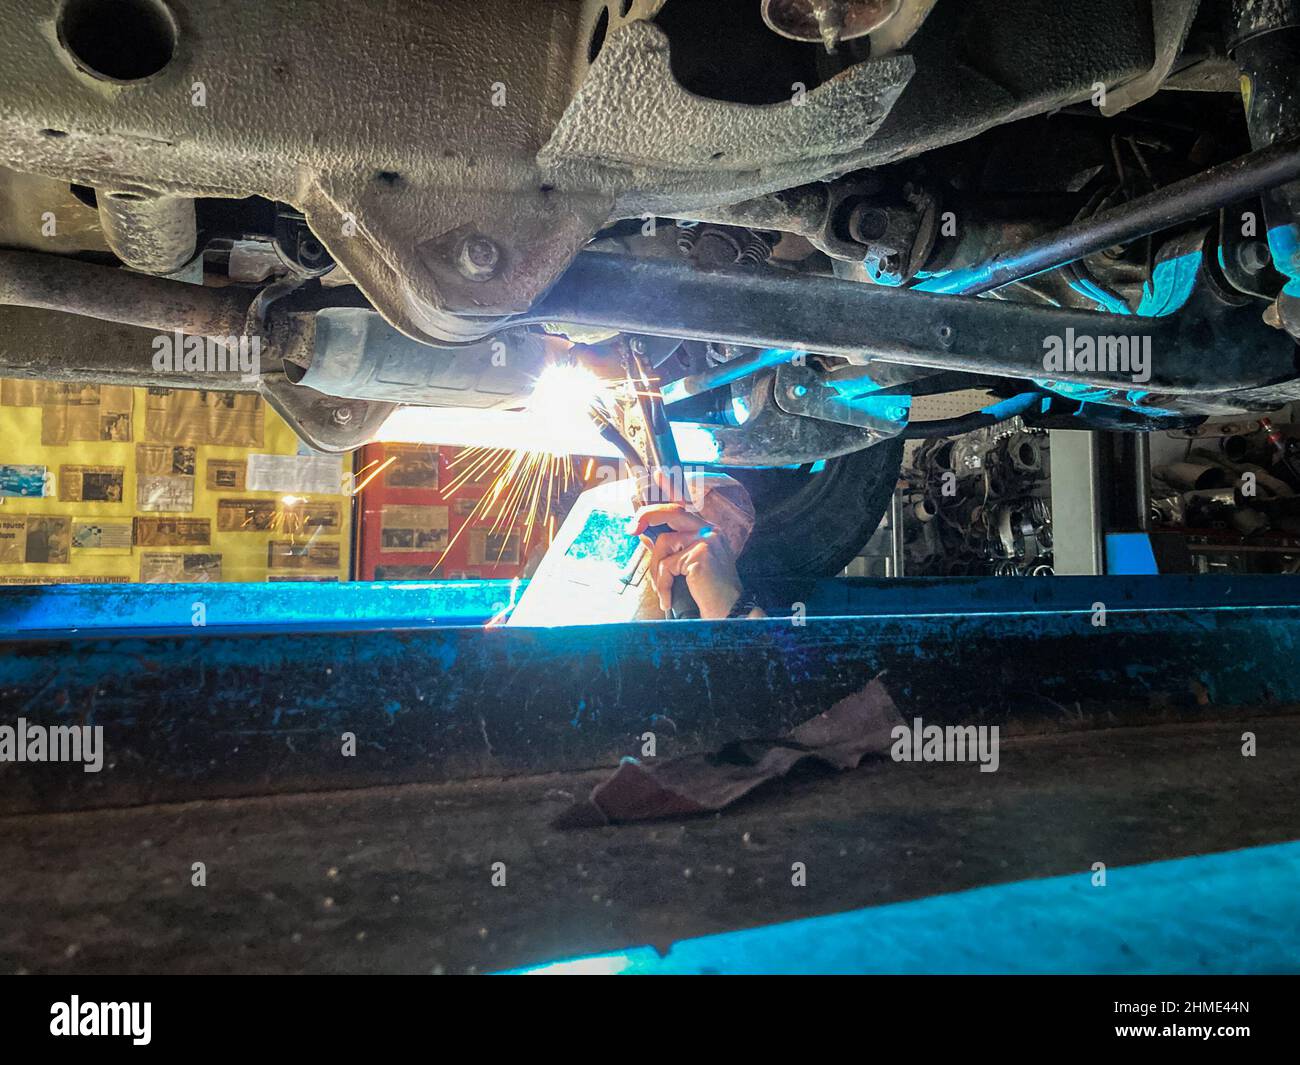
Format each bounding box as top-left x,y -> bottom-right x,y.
903,419 -> 1055,577
1,0 -> 1300,481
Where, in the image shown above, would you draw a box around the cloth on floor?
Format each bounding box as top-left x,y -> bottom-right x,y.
555,676 -> 903,828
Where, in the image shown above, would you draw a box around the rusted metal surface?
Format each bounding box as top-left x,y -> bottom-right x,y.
519,253 -> 1300,414
0,0 -> 1153,343
538,20 -> 912,176
0,306 -> 267,389
0,248 -> 254,337
96,187 -> 196,276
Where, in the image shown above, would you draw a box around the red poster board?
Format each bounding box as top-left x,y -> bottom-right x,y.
355,443 -> 605,581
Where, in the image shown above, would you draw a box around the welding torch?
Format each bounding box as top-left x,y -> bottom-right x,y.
588,354 -> 701,620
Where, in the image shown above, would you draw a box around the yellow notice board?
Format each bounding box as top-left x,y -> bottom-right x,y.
0,381 -> 353,584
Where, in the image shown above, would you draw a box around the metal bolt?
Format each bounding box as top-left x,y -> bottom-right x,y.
887,406 -> 907,421
791,384 -> 809,398
811,0 -> 846,52
457,235 -> 501,280
1237,240 -> 1272,274
331,406 -> 354,426
848,204 -> 891,244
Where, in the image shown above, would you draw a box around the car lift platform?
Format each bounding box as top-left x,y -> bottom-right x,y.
2,574 -> 1299,974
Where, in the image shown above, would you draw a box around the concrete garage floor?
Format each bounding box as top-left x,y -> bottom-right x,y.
2,715 -> 1297,975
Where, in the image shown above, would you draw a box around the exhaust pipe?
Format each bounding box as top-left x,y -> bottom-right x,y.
97,188 -> 197,276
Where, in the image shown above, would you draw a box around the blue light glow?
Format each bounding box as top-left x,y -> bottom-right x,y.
1266,223 -> 1300,293
1067,276 -> 1131,315
501,840 -> 1300,975
1136,250 -> 1200,317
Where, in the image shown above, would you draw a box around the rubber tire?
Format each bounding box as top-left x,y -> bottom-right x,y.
729,437 -> 905,581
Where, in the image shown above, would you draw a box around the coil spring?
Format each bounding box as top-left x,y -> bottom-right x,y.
675,219 -> 700,255
737,231 -> 776,268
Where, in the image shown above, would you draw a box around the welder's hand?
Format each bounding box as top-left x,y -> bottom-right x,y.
629,503 -> 745,620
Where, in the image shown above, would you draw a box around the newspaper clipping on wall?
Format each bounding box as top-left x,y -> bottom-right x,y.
380,505 -> 449,552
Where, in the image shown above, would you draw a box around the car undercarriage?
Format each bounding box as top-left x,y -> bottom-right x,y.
2,0 -> 1300,573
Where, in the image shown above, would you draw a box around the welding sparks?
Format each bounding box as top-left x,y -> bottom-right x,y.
429,361 -> 610,575
375,359 -> 717,592
435,446 -> 577,571
349,455 -> 396,495
371,350 -> 726,591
